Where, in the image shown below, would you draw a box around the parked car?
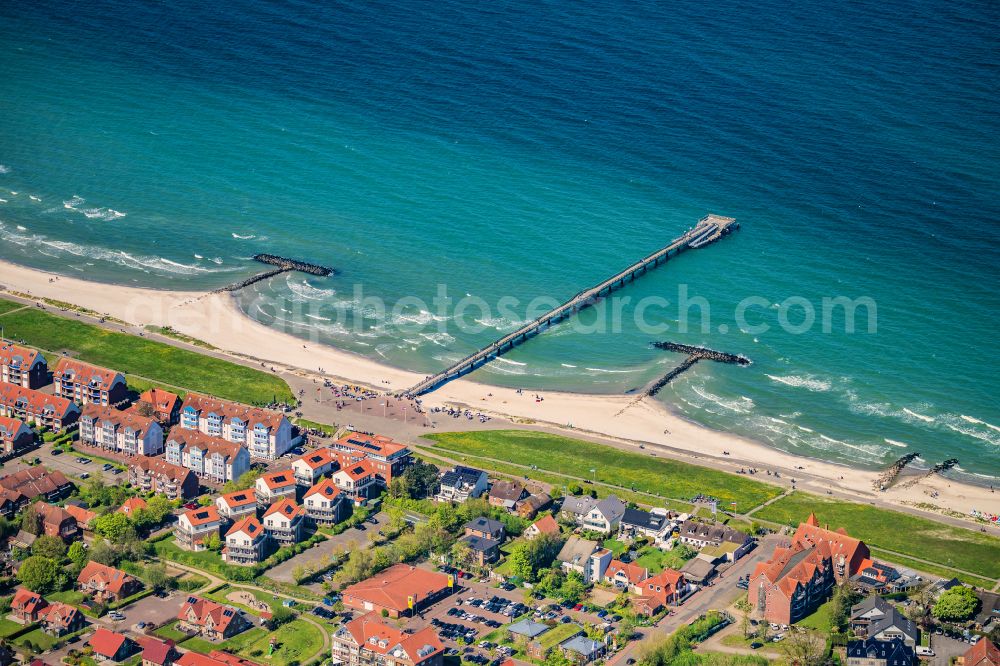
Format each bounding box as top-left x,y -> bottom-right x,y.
80,472 -> 90,479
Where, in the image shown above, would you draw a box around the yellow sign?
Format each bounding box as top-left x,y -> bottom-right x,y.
447,574 -> 455,588
408,595 -> 415,610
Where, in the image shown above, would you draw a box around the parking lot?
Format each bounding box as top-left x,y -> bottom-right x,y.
267,512 -> 389,585
4,442 -> 121,485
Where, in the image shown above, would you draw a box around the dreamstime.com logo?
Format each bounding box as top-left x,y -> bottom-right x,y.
240,284 -> 878,340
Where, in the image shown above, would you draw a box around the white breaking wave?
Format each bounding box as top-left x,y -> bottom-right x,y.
902,407 -> 935,423
28,195 -> 41,202
690,384 -> 755,414
961,415 -> 1000,433
63,195 -> 84,209
560,363 -> 577,368
0,164 -> 10,174
474,316 -> 526,331
194,254 -> 204,259
884,438 -> 908,448
285,278 -> 334,301
585,367 -> 633,374
232,232 -> 256,240
82,207 -> 126,221
304,313 -> 331,321
766,374 -> 832,392
496,357 -> 526,366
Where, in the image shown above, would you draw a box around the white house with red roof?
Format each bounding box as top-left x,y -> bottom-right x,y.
216,488 -> 258,521
177,505 -> 222,551
332,459 -> 377,502
255,470 -> 296,505
291,448 -> 335,486
303,478 -> 349,525
165,429 -> 250,484
331,432 -> 413,485
332,612 -> 444,666
223,516 -> 269,566
262,498 -> 305,545
179,393 -> 292,460
524,514 -> 560,540
53,358 -> 127,406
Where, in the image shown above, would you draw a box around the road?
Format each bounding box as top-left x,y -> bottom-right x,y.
267,512 -> 389,585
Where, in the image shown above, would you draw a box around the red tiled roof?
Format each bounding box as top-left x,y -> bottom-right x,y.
54,358 -> 123,390
64,503 -> 98,526
342,564 -> 449,613
334,432 -> 409,459
131,455 -> 195,485
218,488 -> 257,509
181,505 -> 221,527
12,587 -> 46,614
607,560 -> 648,586
964,639 -> 1000,666
0,342 -> 42,368
0,466 -> 72,500
135,636 -> 176,666
226,516 -> 264,539
531,514 -> 560,535
263,498 -> 304,520
258,470 -> 295,490
81,403 -> 157,434
343,612 -> 444,659
304,478 -> 342,502
177,596 -> 242,634
41,602 -> 82,630
336,460 -> 375,482
118,496 -> 148,516
293,449 -> 334,470
78,561 -> 138,595
32,502 -> 76,536
0,416 -> 31,438
0,384 -> 76,418
176,651 -> 265,666
89,627 -> 130,658
167,429 -> 246,460
182,393 -> 285,430
138,388 -> 181,413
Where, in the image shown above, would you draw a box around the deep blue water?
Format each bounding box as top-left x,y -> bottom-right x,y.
1,0 -> 998,479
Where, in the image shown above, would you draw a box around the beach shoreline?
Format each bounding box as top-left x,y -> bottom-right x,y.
1,257 -> 996,525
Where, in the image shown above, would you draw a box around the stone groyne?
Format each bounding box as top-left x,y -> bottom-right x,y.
252,254 -> 335,277
645,342 -> 751,397
874,452 -> 921,491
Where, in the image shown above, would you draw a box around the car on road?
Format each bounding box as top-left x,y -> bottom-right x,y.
750,642 -> 763,650
80,472 -> 90,479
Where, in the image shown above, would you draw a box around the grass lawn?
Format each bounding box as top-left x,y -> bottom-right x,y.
48,589 -> 87,606
12,626 -> 63,651
0,300 -> 27,315
796,599 -> 833,632
634,546 -> 693,573
602,539 -> 629,557
152,535 -> 252,579
423,431 -> 782,512
294,418 -> 337,434
153,619 -> 191,642
184,620 -> 323,666
0,298 -> 293,404
869,549 -> 995,588
0,618 -> 25,638
753,491 -> 1000,580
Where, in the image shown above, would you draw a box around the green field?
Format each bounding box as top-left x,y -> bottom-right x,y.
0,300 -> 27,315
181,620 -> 323,666
423,430 -> 782,512
634,546 -> 692,573
754,491 -> 1000,580
0,298 -> 292,404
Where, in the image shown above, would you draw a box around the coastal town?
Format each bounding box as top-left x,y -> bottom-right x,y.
0,318 -> 997,666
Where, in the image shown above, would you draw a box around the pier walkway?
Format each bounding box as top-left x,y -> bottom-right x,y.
405,214 -> 738,397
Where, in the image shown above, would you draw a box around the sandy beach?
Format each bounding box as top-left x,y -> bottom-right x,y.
1,258 -> 996,525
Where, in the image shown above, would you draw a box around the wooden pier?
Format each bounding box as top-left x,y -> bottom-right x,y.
405,214 -> 738,397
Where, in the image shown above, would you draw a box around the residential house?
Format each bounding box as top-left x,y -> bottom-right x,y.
331,432 -> 413,486
77,561 -> 142,604
459,534 -> 501,566
40,602 -> 86,636
0,384 -> 79,430
633,570 -> 687,616
974,591 -> 1000,633
179,393 -> 292,460
851,597 -> 896,636
524,514 -> 560,540
53,358 -> 127,406
0,416 -> 33,456
216,489 -> 258,521
853,561 -> 904,594
516,493 -> 552,519
255,470 -> 297,506
79,404 -> 164,456
223,516 -> 269,566
560,635 -> 606,665
846,637 -> 915,666
0,467 -> 73,504
679,557 -> 718,585
506,619 -> 551,643
561,495 -> 627,533
136,636 -> 179,666
559,496 -> 597,523
118,496 -> 148,519
303,478 -> 350,525
619,508 -> 670,543
131,388 -> 182,426
749,514 -> 869,625
0,342 -> 47,389
958,639 -> 1000,666
464,517 -> 505,542
331,613 -> 444,666
291,448 -> 335,486
129,456 -> 199,500
678,520 -> 753,560
342,564 -> 452,618
31,502 -> 79,540
11,587 -> 47,623
489,481 -> 527,511
176,596 -> 250,640
89,628 -> 138,663
176,506 -> 222,551
63,503 -> 98,531
868,610 -> 919,648
435,466 -> 488,502
332,460 -> 378,502
166,430 -> 250,485
262,499 -> 305,546
557,537 -> 612,584
605,560 -> 649,589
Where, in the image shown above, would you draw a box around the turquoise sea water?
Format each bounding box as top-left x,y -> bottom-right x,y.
1,0 -> 998,480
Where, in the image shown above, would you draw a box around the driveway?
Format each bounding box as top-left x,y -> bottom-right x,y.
6,444 -> 120,485
267,512 -> 389,584
929,634 -> 973,666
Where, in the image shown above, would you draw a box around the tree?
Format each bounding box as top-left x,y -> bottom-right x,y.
560,571 -> 587,604
93,513 -> 136,544
17,556 -> 60,593
222,469 -> 262,493
20,504 -> 44,536
202,533 -> 222,552
933,587 -> 980,622
135,402 -> 156,418
68,542 -> 89,570
32,535 -> 67,560
269,605 -> 295,628
779,630 -> 827,666
145,563 -> 171,591
89,539 -> 118,566
568,484 -> 583,496
506,543 -> 534,581
829,583 -> 860,633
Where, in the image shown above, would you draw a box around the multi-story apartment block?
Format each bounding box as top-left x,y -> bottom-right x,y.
332,460 -> 377,502
262,498 -> 304,546
216,488 -> 258,522
331,613 -> 444,666
302,478 -> 349,525
53,358 -> 127,406
0,416 -> 34,456
0,342 -> 47,389
128,456 -> 199,500
79,404 -> 164,456
179,393 -> 292,460
165,430 -> 250,484
255,470 -> 297,506
291,448 -> 335,486
176,505 -> 222,551
0,384 -> 79,430
223,516 -> 269,566
331,432 -> 413,485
